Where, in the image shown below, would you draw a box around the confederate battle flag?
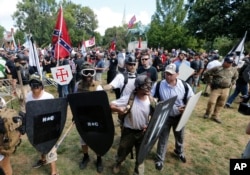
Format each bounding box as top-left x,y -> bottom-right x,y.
52,6 -> 72,59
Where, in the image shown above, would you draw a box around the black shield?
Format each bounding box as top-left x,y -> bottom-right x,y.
137,96 -> 177,164
25,98 -> 68,154
67,91 -> 114,156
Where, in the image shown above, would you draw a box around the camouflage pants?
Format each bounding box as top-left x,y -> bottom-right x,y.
116,127 -> 145,174
205,87 -> 230,119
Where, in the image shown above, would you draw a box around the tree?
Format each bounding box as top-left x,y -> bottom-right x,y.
12,0 -> 99,48
185,0 -> 250,41
148,0 -> 193,50
103,27 -> 128,51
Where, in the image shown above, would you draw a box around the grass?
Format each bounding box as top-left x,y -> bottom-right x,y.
4,77 -> 250,175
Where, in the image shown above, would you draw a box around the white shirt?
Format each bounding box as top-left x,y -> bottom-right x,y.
111,94 -> 150,130
26,91 -> 54,102
110,73 -> 136,97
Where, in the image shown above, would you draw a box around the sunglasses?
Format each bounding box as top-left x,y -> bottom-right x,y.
128,63 -> 136,66
141,58 -> 149,61
30,82 -> 43,89
81,69 -> 96,77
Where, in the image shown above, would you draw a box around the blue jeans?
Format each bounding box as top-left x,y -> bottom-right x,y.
226,83 -> 248,105
58,84 -> 69,97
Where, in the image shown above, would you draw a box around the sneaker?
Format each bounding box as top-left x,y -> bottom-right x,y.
155,162 -> 163,171
32,159 -> 46,168
179,154 -> 187,163
203,114 -> 209,119
113,163 -> 121,174
96,158 -> 103,173
224,104 -> 232,109
79,156 -> 90,169
174,150 -> 186,163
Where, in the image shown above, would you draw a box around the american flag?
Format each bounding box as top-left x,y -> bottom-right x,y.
128,15 -> 136,29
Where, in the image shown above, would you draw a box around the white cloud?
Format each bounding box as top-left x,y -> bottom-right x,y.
93,8 -> 152,35
0,0 -> 19,30
93,7 -> 123,35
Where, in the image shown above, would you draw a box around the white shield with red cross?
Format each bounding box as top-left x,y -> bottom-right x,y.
51,65 -> 72,85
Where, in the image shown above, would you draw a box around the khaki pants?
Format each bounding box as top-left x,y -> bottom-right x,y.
15,84 -> 30,112
0,155 -> 12,175
205,88 -> 230,119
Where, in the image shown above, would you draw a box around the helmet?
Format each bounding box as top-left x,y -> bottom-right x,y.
80,62 -> 96,77
134,74 -> 152,90
29,73 -> 43,88
80,62 -> 94,70
125,54 -> 136,64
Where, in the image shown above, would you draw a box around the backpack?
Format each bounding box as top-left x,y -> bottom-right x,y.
0,108 -> 22,155
154,79 -> 189,104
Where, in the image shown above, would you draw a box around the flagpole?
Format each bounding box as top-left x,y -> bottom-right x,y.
57,6 -> 63,65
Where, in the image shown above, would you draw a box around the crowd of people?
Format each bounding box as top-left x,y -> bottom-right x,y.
0,45 -> 250,175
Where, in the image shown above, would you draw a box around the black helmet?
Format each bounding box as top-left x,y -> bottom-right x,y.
134,74 -> 152,90
125,54 -> 136,64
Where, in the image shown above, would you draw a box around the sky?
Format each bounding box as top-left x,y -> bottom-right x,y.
0,0 -> 156,35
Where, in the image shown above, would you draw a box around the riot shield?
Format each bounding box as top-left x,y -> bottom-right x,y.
137,96 -> 177,165
25,98 -> 68,154
176,91 -> 202,131
67,91 -> 114,156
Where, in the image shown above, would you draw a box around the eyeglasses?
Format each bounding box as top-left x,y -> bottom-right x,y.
81,69 -> 96,77
128,63 -> 136,66
141,58 -> 149,61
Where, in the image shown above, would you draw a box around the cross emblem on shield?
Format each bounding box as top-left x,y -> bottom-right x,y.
51,65 -> 73,85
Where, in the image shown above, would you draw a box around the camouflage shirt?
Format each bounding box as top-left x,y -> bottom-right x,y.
204,66 -> 238,88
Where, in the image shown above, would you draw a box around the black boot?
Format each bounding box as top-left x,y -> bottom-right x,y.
96,156 -> 103,173
79,154 -> 90,169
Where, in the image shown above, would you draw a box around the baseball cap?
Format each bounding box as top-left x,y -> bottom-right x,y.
224,56 -> 234,63
164,63 -> 177,74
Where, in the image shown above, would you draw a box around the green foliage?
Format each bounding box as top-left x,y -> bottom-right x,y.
185,0 -> 250,41
12,0 -> 99,48
103,27 -> 128,51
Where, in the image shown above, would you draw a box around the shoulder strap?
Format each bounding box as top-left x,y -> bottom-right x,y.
153,81 -> 161,101
120,72 -> 129,96
181,80 -> 189,105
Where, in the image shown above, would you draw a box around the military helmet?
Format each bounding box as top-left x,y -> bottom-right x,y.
29,73 -> 43,88
80,62 -> 94,70
134,74 -> 152,90
125,54 -> 136,64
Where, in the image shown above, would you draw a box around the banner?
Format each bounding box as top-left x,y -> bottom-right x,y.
52,6 -> 72,59
84,37 -> 95,48
28,35 -> 42,76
